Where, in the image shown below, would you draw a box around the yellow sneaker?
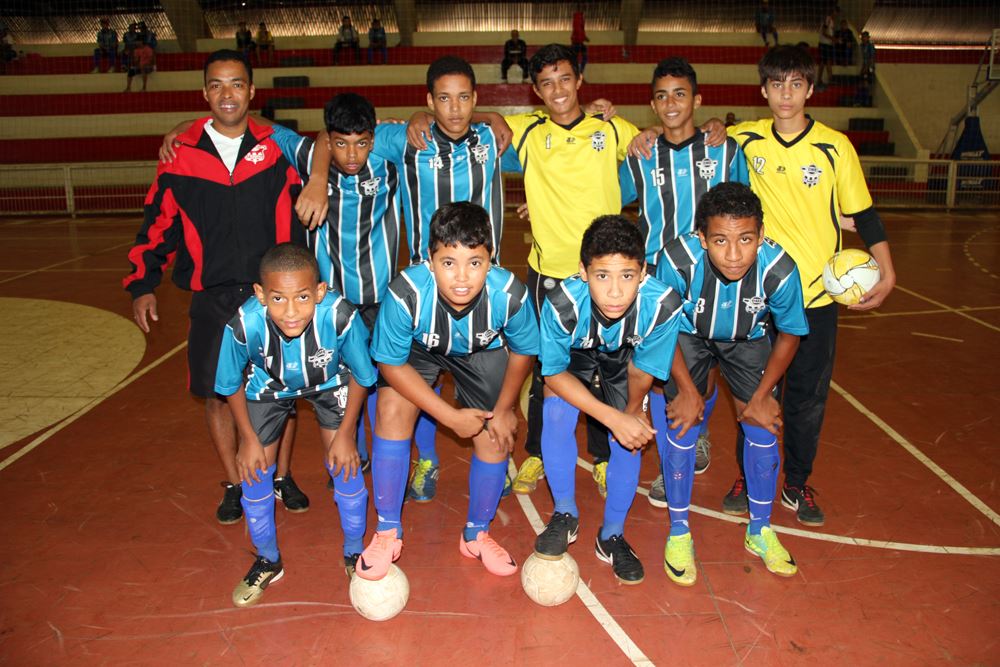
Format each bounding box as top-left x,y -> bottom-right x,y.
592,461 -> 608,499
744,526 -> 798,577
664,533 -> 697,586
512,456 -> 545,494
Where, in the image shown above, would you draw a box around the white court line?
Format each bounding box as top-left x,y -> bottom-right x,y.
829,380 -> 1000,529
0,341 -> 187,473
895,285 -> 1000,334
837,324 -> 867,330
507,460 -> 654,667
573,460 -> 1000,556
0,240 -> 133,286
911,331 -> 964,343
840,305 -> 1000,320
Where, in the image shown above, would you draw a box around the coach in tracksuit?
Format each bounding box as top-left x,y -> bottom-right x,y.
124,49 -> 306,525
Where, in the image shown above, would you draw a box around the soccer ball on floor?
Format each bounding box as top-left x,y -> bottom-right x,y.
521,552 -> 580,607
349,564 -> 409,621
822,248 -> 881,305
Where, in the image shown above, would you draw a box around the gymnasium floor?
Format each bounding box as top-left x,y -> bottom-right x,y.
0,209 -> 998,665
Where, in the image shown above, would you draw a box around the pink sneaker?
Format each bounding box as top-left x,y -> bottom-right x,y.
356,529 -> 402,581
459,531 -> 518,576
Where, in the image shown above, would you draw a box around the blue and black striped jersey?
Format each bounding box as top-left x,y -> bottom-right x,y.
621,134 -> 748,265
271,125 -> 401,306
656,233 -> 809,341
539,275 -> 683,381
215,291 -> 377,400
371,262 -> 539,364
374,122 -> 503,263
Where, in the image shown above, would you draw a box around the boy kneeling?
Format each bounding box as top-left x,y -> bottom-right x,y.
657,182 -> 808,583
215,243 -> 376,606
360,202 -> 539,579
536,215 -> 683,584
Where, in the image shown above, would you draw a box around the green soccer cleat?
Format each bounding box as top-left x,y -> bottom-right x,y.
664,532 -> 697,586
744,526 -> 798,577
592,461 -> 608,499
407,458 -> 440,502
512,456 -> 545,494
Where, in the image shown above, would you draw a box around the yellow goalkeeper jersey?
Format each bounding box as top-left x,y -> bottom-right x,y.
506,111 -> 640,279
728,117 -> 873,308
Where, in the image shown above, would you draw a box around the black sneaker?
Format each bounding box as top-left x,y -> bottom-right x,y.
216,482 -> 243,524
274,474 -> 310,513
781,483 -> 825,526
534,511 -> 579,560
595,533 -> 644,584
344,553 -> 360,577
722,477 -> 748,516
232,555 -> 284,607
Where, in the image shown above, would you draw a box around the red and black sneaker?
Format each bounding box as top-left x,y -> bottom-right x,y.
781,483 -> 825,526
721,477 -> 748,516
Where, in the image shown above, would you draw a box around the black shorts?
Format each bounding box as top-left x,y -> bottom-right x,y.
356,302 -> 380,335
819,43 -> 834,63
188,285 -> 255,399
248,388 -> 348,445
378,343 -> 509,410
551,346 -> 633,412
664,333 -> 772,403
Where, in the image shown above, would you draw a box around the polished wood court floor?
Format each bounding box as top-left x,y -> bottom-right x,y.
0,210 -> 998,665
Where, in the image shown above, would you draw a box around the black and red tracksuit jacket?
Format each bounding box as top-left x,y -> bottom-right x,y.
124,117 -> 304,298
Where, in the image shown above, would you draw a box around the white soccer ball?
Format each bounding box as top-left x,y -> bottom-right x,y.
822,248 -> 881,305
349,564 -> 410,621
520,552 -> 580,607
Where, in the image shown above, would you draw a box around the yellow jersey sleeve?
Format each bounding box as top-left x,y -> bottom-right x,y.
833,134 -> 873,215
611,116 -> 641,161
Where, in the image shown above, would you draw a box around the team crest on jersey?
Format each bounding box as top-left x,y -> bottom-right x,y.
471,144 -> 490,164
308,348 -> 334,369
475,329 -> 499,347
360,176 -> 381,196
743,295 -> 766,314
285,361 -> 300,371
428,155 -> 444,170
625,334 -> 643,347
801,164 -> 822,187
696,157 -> 718,180
677,168 -> 688,177
752,156 -> 766,174
244,144 -> 268,164
591,131 -> 606,152
695,298 -> 706,314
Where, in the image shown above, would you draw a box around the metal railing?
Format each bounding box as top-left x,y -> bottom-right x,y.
1,158 -> 999,216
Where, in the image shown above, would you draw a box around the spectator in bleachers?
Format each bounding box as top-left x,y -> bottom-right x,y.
125,40 -> 155,92
835,19 -> 855,66
860,30 -> 875,78
854,70 -> 873,107
333,15 -> 361,66
725,111 -> 738,127
93,18 -> 118,73
138,21 -> 158,52
368,17 -> 388,64
236,22 -> 256,62
754,0 -> 778,47
122,22 -> 140,70
0,25 -> 16,70
501,29 -> 529,83
256,22 -> 274,66
570,9 -> 588,74
817,5 -> 838,89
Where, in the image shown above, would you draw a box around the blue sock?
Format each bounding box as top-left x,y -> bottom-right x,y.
698,385 -> 719,438
647,390 -> 669,461
372,435 -> 409,537
660,419 -> 698,536
413,386 -> 440,465
463,456 -> 507,541
355,389 -> 377,463
541,395 -> 580,516
241,463 -> 279,563
327,462 -> 368,556
743,423 -> 779,535
600,436 -> 641,540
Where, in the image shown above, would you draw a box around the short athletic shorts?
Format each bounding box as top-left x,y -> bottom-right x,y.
377,343 -> 509,411
355,302 -> 380,336
663,333 -> 772,404
188,284 -> 254,399
553,346 -> 634,412
818,43 -> 834,63
248,387 -> 349,445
